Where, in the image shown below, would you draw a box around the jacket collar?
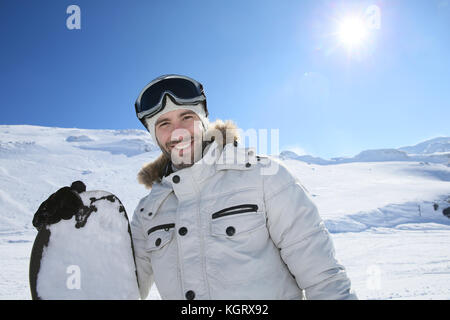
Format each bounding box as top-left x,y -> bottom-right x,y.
137,119 -> 240,189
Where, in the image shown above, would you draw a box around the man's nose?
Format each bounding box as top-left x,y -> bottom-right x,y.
172,119 -> 182,130
170,127 -> 191,142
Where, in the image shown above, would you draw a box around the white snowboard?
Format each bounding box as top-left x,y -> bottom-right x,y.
29,189 -> 140,300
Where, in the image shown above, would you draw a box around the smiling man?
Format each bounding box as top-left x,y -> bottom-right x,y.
131,74 -> 357,300
153,107 -> 205,170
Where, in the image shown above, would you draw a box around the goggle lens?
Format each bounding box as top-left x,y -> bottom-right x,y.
137,78 -> 202,114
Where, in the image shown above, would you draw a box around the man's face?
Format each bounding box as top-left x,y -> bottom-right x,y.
154,109 -> 205,169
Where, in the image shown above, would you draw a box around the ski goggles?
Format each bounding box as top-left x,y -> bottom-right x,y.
135,74 -> 208,123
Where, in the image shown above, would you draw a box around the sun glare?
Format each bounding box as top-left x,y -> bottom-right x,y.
338,17 -> 368,48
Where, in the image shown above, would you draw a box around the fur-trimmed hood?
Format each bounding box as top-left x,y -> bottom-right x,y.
137,119 -> 240,189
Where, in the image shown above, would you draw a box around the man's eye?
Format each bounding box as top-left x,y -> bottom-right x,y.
183,115 -> 193,120
159,122 -> 169,128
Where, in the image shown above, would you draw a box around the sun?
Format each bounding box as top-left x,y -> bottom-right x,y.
337,16 -> 368,48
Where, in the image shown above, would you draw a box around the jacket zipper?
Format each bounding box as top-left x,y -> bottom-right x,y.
147,223 -> 175,235
211,204 -> 259,219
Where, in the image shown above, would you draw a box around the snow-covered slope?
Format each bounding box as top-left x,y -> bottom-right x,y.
0,125 -> 449,299
0,125 -> 159,232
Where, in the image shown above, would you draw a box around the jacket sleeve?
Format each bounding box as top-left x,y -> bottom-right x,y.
262,157 -> 357,300
130,200 -> 154,300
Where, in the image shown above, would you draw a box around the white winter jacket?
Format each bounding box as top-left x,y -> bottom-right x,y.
131,120 -> 357,300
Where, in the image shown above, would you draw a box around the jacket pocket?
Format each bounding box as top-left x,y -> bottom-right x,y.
147,223 -> 175,235
211,204 -> 259,219
210,210 -> 265,237
146,223 -> 175,255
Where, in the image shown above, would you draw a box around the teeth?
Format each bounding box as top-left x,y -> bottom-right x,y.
174,140 -> 192,150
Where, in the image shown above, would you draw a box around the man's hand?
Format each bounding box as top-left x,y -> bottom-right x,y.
32,181 -> 86,230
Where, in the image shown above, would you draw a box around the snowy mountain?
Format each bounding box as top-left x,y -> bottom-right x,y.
352,149 -> 410,162
280,137 -> 450,165
0,124 -> 449,300
398,137 -> 450,154
278,151 -> 332,165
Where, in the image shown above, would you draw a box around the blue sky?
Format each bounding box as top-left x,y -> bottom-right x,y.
1,0 -> 449,159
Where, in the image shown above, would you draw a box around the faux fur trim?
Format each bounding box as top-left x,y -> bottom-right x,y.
137,119 -> 240,189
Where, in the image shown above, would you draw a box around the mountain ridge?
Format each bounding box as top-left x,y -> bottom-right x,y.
280,137 -> 450,165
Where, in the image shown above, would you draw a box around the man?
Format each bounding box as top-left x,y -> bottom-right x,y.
132,74 -> 357,300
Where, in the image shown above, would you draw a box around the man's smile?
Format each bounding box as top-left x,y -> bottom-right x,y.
173,139 -> 193,150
